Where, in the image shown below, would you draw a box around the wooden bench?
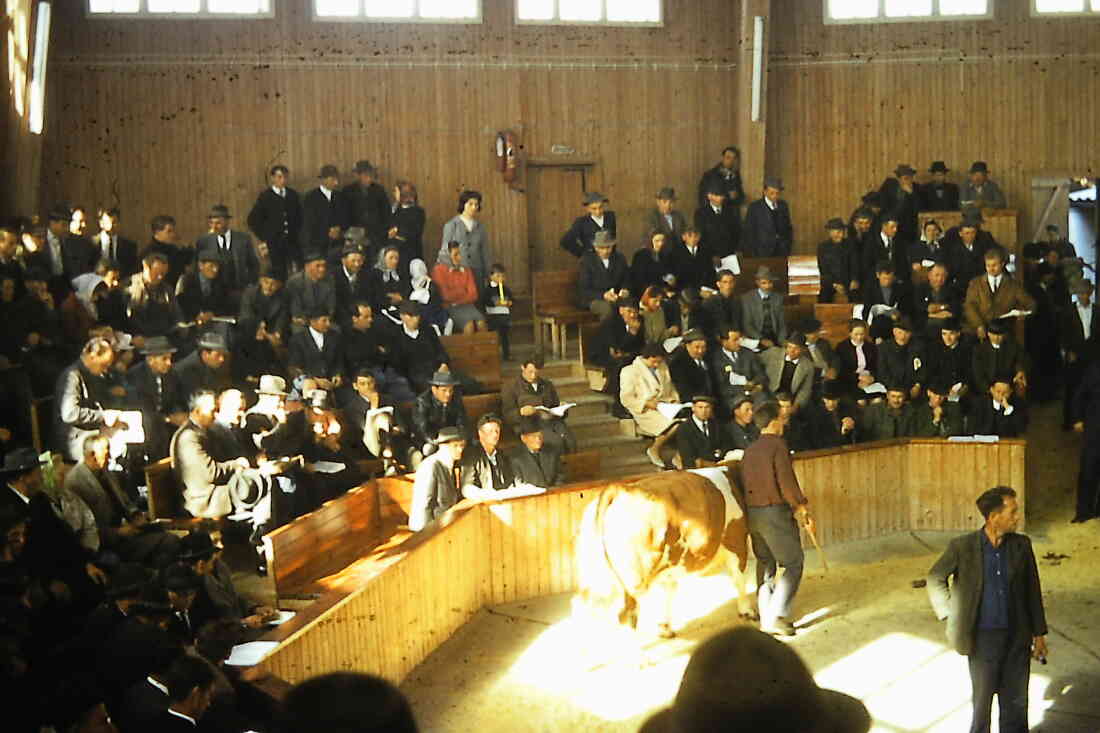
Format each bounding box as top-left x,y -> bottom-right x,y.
788,255 -> 821,302
262,479 -> 383,599
533,269 -> 599,361
920,209 -> 1019,255
441,331 -> 502,393
145,456 -> 184,520
815,303 -> 857,347
30,396 -> 52,454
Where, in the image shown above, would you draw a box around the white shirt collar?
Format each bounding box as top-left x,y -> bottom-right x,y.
344,265 -> 356,281
166,709 -> 197,726
309,326 -> 325,349
591,215 -> 605,227
320,185 -> 333,200
694,416 -> 709,432
765,198 -> 777,211
988,274 -> 1002,288
712,204 -> 722,214
403,325 -> 420,339
881,231 -> 891,245
147,676 -> 169,695
272,186 -> 285,196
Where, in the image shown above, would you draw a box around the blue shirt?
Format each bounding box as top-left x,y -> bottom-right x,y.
978,531 -> 1010,629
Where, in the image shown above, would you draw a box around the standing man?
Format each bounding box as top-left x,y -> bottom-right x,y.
247,164 -> 302,274
407,427 -> 466,531
961,162 -> 1007,210
697,145 -> 746,210
343,160 -> 390,256
560,192 -> 617,258
694,181 -> 741,258
94,207 -> 139,279
927,486 -> 1047,733
301,164 -> 351,259
742,177 -> 793,258
740,401 -> 814,636
1071,359 -> 1100,523
643,187 -> 688,247
196,204 -> 258,305
919,161 -> 961,212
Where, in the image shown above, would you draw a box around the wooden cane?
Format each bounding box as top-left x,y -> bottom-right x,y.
803,521 -> 829,574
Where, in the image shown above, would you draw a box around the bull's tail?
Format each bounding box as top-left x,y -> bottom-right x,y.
576,486 -> 639,628
595,486 -> 641,628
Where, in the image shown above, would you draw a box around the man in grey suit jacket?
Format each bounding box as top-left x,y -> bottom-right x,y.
641,187 -> 688,246
740,266 -> 788,348
195,205 -> 259,298
509,417 -> 564,489
760,334 -> 814,410
927,487 -> 1048,733
408,427 -> 466,531
708,325 -> 768,416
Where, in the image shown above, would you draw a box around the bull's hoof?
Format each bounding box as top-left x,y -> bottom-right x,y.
657,623 -> 676,639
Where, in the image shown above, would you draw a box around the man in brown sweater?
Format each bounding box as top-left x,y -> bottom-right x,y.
740,401 -> 815,636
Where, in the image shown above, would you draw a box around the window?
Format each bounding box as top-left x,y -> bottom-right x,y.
1032,0 -> 1100,15
315,0 -> 481,22
825,0 -> 990,23
516,0 -> 662,25
87,0 -> 271,16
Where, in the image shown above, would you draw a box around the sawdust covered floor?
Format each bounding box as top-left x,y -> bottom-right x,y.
399,402 -> 1100,733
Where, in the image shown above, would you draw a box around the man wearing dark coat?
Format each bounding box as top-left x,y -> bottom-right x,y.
927,487 -> 1047,733
342,160 -> 390,256
742,176 -> 793,258
1072,360 -> 1100,522
509,417 -> 564,489
560,191 -> 617,258
1061,280 -> 1100,430
697,146 -> 746,210
877,164 -> 921,243
247,164 -> 302,273
669,330 -> 718,402
675,396 -> 729,468
918,161 -> 961,212
694,181 -> 740,258
171,332 -> 233,399
302,164 -> 352,258
411,371 -> 469,455
195,204 -> 258,299
576,231 -> 631,319
127,336 -> 188,461
817,217 -> 859,303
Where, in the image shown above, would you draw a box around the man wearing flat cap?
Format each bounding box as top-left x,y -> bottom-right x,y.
286,249 -> 336,333
740,265 -> 787,348
172,331 -> 233,398
408,427 -> 467,531
195,204 -> 258,300
742,176 -> 793,258
175,247 -> 233,328
961,161 -> 1007,209
878,164 -> 921,242
918,161 -> 961,212
247,164 -> 302,273
640,627 -> 871,733
302,164 -> 351,258
127,336 -> 188,460
577,230 -> 631,319
694,181 -> 740,258
761,333 -> 814,409
560,191 -> 617,258
643,187 -> 688,247
817,217 -> 859,303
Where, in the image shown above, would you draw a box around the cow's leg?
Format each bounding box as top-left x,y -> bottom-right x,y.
727,551 -> 758,621
656,567 -> 685,638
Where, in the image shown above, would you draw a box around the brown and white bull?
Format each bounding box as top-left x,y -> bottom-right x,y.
576,466 -> 755,638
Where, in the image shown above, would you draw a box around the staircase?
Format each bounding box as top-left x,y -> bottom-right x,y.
504,313 -> 658,481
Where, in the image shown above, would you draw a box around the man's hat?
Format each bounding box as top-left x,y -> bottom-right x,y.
682,329 -> 707,343
929,161 -> 950,173
616,296 -> 639,310
969,161 -> 989,174
655,187 -> 677,201
318,164 -> 339,179
822,380 -> 844,400
342,241 -> 364,257
0,447 -> 43,478
434,427 -> 464,444
785,332 -> 807,347
398,301 -> 421,316
763,175 -> 784,191
208,204 -> 232,219
517,416 -> 543,436
428,370 -> 460,387
987,319 -> 1009,335
861,191 -> 883,208
129,586 -> 175,618
961,208 -> 984,226
593,230 -> 617,248
303,250 -> 326,264
732,394 -> 755,410
139,336 -> 177,356
679,288 -> 701,307
690,394 -> 716,405
583,191 -> 609,206
1072,279 -> 1095,295
885,382 -> 909,394
178,531 -> 219,562
825,217 -> 847,231
197,331 -> 229,353
257,375 -> 288,397
306,305 -> 331,321
754,265 -> 776,280
926,378 -> 954,396
804,318 -> 823,332
894,164 -> 917,177
258,261 -> 286,282
160,563 -> 202,593
939,317 -> 962,332
197,248 -> 223,264
893,316 -> 914,332
704,180 -> 727,197
352,159 -> 375,174
106,563 -> 152,599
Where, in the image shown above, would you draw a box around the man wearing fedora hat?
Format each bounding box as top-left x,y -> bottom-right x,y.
247,164 -> 303,273
878,164 -> 921,242
286,250 -> 336,333
342,160 -> 390,252
195,204 -> 258,300
743,176 -> 793,258
640,627 -> 871,733
302,164 -> 351,258
128,336 -> 188,460
696,145 -> 746,210
172,331 -> 232,398
577,230 -> 631,319
919,161 -> 961,212
332,241 -> 370,328
408,426 -> 466,531
803,381 -> 857,449
961,161 -> 1007,209
643,187 -> 688,247
235,262 -> 290,383
560,191 -> 617,258
740,265 -> 787,349
411,370 -> 469,459
175,248 -> 233,328
817,217 -> 860,304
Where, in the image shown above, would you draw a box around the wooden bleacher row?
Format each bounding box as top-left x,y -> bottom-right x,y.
262,449 -> 603,600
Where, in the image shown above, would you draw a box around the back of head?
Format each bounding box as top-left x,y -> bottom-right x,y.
279,672 -> 418,733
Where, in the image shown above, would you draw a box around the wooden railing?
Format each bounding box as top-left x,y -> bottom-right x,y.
256,439 -> 1025,685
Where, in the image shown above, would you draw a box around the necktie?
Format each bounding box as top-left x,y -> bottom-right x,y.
702,422 -> 709,437
219,234 -> 227,251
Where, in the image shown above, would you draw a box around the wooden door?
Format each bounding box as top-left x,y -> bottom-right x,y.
525,165 -> 592,283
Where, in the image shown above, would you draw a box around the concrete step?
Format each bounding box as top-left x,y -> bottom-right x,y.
555,376 -> 599,400
569,414 -> 635,442
599,455 -> 660,480
564,393 -> 612,419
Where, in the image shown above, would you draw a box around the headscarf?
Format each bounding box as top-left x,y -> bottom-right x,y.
409,259 -> 432,304
374,246 -> 401,283
72,273 -> 105,320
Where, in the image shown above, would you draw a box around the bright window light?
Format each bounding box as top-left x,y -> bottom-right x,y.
828,0 -> 879,19
885,0 -> 934,15
29,2 -> 51,135
89,0 -> 270,14
1035,0 -> 1084,9
517,0 -> 661,24
316,0 -> 480,20
940,0 -> 987,14
827,0 -> 989,22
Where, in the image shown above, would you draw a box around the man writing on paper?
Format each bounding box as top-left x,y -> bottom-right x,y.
501,356 -> 577,454
620,343 -> 684,469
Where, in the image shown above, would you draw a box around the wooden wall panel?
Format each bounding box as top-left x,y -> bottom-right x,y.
39,0 -> 741,295
3,0 -> 43,217
767,0 -> 1100,254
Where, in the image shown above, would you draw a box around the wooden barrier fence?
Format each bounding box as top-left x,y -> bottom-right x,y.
257,438 -> 1024,685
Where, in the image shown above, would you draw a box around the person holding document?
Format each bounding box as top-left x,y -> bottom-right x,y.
501,356 -> 576,454
620,343 -> 683,468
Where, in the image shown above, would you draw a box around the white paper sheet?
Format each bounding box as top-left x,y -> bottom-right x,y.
740,337 -> 760,351
656,402 -> 691,420
1001,309 -> 1033,319
226,641 -> 279,667
728,372 -> 748,386
267,610 -> 297,626
307,461 -> 346,474
862,382 -> 888,395
663,336 -> 683,353
536,402 -> 576,418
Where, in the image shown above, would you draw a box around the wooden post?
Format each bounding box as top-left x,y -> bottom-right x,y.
737,0 -> 771,207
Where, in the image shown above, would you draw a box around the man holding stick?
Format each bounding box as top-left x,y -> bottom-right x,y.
740,401 -> 815,636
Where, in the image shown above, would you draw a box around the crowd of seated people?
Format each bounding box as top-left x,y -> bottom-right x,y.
567,151 -> 1093,474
